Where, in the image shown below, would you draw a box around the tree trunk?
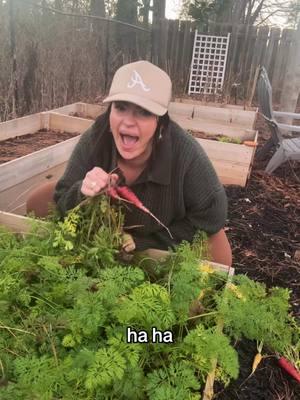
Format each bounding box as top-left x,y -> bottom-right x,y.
152,0 -> 166,21
140,0 -> 151,27
152,0 -> 166,66
280,22 -> 300,121
89,0 -> 106,92
115,0 -> 139,62
9,0 -> 18,118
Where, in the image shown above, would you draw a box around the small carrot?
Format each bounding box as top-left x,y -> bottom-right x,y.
277,356 -> 300,383
115,186 -> 173,239
106,186 -> 120,200
243,140 -> 257,147
250,341 -> 264,376
240,341 -> 264,387
115,186 -> 147,212
251,352 -> 263,375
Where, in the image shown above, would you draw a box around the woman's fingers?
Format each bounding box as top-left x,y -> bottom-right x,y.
110,173 -> 119,186
122,233 -> 136,253
81,167 -> 119,197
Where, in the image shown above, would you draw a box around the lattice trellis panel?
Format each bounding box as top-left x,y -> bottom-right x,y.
188,31 -> 230,95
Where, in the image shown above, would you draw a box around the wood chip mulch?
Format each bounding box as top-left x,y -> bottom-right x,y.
216,114 -> 300,400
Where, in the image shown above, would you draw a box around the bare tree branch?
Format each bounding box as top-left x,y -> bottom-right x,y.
27,0 -> 150,32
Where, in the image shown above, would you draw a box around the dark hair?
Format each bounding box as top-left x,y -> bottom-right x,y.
93,103 -> 112,133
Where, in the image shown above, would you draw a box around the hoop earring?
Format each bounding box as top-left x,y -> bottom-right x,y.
158,126 -> 163,140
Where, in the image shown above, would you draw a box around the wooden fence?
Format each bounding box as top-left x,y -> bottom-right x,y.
0,4 -> 298,121
150,20 -> 297,104
94,19 -> 297,104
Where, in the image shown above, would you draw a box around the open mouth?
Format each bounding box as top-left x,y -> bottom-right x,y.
120,133 -> 139,147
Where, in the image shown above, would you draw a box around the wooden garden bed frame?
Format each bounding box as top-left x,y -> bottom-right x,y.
0,103 -> 258,215
52,102 -> 107,120
51,102 -> 259,185
53,101 -> 258,140
0,112 -> 93,214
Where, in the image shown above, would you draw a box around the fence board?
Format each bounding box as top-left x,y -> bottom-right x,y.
264,28 -> 281,75
246,26 -> 269,101
180,20 -> 192,94
169,19 -> 179,77
159,18 -> 169,71
244,26 -> 258,99
272,29 -> 295,102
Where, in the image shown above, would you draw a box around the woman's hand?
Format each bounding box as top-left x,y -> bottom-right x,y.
81,167 -> 118,197
122,233 -> 136,253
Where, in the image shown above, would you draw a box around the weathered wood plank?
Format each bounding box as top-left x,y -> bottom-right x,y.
264,28 -> 281,77
0,113 -> 42,141
174,98 -> 257,111
0,211 -> 48,234
192,105 -> 256,128
0,136 -> 78,192
48,113 -> 92,133
0,163 -> 66,215
197,138 -> 255,186
51,102 -> 106,119
168,102 -> 194,117
172,115 -> 256,141
275,29 -> 295,103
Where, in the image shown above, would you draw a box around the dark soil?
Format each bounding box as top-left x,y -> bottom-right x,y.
190,130 -> 242,143
217,114 -> 300,400
190,130 -> 220,140
0,129 -> 79,164
69,112 -> 94,120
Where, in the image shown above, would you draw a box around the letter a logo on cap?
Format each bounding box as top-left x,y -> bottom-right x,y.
127,70 -> 150,92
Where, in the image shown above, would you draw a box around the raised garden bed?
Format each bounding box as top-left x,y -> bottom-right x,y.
0,113 -> 93,215
53,101 -> 258,140
0,107 -> 257,216
0,111 -> 92,142
0,129 -> 79,165
52,102 -> 107,119
51,102 -> 258,186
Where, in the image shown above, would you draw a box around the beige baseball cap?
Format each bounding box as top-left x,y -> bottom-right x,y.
103,60 -> 172,116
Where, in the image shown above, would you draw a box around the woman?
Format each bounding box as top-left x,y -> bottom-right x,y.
27,60 -> 232,266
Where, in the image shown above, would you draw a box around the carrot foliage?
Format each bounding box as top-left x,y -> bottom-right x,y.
0,195 -> 298,399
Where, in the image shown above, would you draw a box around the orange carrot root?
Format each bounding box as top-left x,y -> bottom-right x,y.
251,352 -> 263,375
